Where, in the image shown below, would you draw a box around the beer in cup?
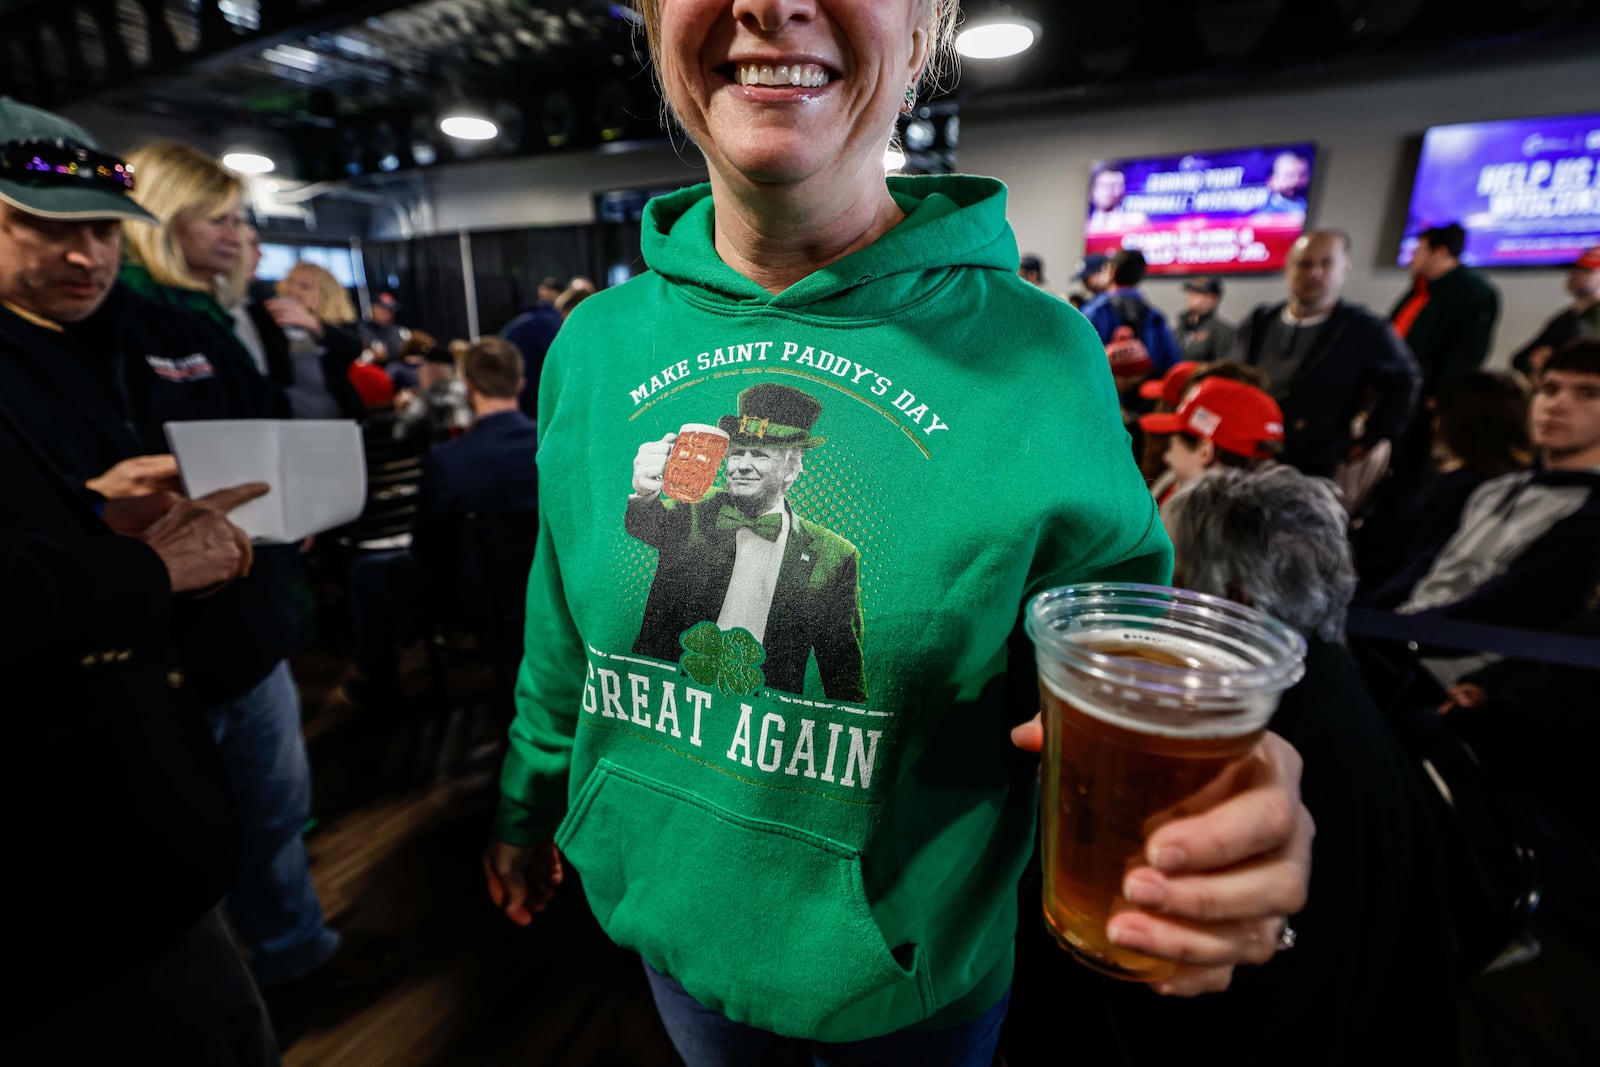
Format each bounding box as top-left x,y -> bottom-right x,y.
662,424 -> 730,503
1024,583 -> 1305,981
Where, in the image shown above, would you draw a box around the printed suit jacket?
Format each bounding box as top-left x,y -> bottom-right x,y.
625,489 -> 867,703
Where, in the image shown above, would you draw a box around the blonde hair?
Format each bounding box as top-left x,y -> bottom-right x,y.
122,140 -> 243,294
280,262 -> 357,326
628,1 -> 961,118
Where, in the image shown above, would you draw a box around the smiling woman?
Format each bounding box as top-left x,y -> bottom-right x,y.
486,1 -> 1318,1062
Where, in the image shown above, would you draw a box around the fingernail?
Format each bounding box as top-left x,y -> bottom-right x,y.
1108,925 -> 1149,951
1124,875 -> 1166,908
1151,845 -> 1186,871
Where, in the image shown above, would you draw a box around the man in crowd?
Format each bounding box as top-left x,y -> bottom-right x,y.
0,98 -> 375,1038
1018,253 -> 1047,288
6,393 -> 279,1061
1175,276 -> 1236,362
412,336 -> 539,606
500,274 -> 564,419
1510,245 -> 1600,376
359,291 -> 408,365
1066,253 -> 1108,308
1384,222 -> 1499,501
1391,223 -> 1501,398
1233,229 -> 1420,478
348,336 -> 539,710
1377,340 -> 1600,642
1080,249 -> 1184,375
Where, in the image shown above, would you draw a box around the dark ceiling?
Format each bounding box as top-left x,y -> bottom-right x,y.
2,0 -> 1598,182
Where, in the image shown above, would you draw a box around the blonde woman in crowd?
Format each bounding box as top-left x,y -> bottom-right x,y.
122,140 -> 253,341
265,260 -> 367,419
116,140 -> 349,1003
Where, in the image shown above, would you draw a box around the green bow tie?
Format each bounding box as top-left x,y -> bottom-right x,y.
717,506 -> 782,542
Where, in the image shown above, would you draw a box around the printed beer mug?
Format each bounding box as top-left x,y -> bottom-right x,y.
662,423 -> 730,503
1024,583 -> 1305,981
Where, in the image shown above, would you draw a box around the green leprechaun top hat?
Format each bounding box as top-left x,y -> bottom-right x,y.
718,383 -> 828,449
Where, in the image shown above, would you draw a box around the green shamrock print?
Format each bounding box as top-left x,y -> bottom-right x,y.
679,622 -> 767,697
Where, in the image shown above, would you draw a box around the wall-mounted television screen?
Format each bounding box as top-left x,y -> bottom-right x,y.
1399,113 -> 1600,268
1083,143 -> 1316,275
256,243 -> 362,288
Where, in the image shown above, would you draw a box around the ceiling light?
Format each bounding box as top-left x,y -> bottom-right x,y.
884,146 -> 906,172
261,44 -> 321,73
955,16 -> 1040,59
439,114 -> 498,141
222,151 -> 275,175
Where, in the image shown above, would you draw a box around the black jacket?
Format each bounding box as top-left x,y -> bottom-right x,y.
1237,300 -> 1422,478
1,401 -> 235,1013
1509,304 -> 1600,375
246,302 -> 367,421
0,285 -> 297,705
1388,266 -> 1500,397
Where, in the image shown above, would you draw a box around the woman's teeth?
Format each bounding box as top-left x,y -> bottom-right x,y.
735,63 -> 831,88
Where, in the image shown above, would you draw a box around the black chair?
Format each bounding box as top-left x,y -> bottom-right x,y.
304,421 -> 428,653
341,431 -> 428,549
418,508 -> 539,777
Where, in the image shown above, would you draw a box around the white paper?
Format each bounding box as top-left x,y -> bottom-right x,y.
164,420 -> 367,544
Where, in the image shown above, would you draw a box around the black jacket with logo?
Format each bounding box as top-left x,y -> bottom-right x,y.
1,400 -> 235,1016
0,283 -> 296,706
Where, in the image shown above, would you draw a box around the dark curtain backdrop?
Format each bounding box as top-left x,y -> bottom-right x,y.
361,234 -> 472,343
470,224 -> 593,337
364,222 -> 647,343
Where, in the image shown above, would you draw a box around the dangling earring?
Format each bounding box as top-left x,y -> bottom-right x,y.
902,84 -> 917,115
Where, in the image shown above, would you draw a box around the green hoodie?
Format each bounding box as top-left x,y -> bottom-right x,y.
497,175 -> 1171,1041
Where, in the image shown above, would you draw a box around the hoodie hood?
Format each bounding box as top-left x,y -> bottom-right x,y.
640,175 -> 1020,317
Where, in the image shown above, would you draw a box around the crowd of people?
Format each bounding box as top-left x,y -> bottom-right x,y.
3,0 -> 1595,1061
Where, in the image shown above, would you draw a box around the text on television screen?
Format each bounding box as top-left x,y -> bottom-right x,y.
1399,113 -> 1600,268
1083,143 -> 1317,275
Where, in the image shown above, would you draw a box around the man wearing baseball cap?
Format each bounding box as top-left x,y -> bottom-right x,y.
1176,276 -> 1236,362
1066,252 -> 1109,307
358,289 -> 409,370
0,97 -> 281,1060
1140,377 -> 1285,503
1510,245 -> 1600,377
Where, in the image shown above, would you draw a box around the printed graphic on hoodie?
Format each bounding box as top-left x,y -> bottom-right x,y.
626,383 -> 868,704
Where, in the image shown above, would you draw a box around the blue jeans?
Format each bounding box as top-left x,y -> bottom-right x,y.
206,659 -> 340,986
643,960 -> 1009,1067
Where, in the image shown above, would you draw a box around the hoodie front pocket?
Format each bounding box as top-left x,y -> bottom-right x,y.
556,759 -> 930,1041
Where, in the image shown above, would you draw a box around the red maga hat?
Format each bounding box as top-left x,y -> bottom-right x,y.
1139,377 -> 1285,459
1138,360 -> 1201,405
1575,246 -> 1600,271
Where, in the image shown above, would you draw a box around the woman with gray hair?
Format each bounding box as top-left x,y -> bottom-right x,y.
1142,466 -> 1457,1062
1163,466 -> 1355,642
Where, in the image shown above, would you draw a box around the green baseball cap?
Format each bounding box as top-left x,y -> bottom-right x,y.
0,96 -> 156,223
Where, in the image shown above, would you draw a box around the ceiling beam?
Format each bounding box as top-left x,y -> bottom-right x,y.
0,0 -> 418,108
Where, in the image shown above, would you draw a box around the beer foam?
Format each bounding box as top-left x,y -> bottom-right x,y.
1041,631 -> 1268,739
